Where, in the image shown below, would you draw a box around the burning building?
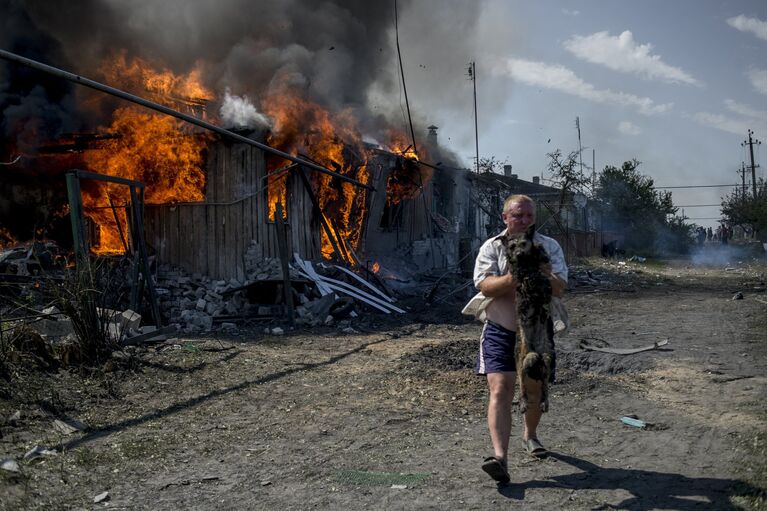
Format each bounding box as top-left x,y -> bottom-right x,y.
1,1 -> 603,290
0,2 -> 468,276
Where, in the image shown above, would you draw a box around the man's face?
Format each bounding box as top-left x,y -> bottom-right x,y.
502,200 -> 535,234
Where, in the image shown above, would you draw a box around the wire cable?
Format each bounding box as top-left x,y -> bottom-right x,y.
394,0 -> 418,156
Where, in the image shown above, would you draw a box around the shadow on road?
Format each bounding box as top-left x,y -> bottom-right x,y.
58,337 -> 389,451
497,451 -> 761,510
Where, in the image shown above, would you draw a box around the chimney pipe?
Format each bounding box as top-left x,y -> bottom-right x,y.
503,164 -> 512,177
532,176 -> 540,184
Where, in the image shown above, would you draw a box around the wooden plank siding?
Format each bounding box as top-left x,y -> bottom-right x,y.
144,138 -> 322,279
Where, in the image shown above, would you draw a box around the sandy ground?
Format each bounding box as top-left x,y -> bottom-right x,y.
1,255 -> 766,510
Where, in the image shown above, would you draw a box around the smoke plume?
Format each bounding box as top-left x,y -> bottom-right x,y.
1,0 -> 486,159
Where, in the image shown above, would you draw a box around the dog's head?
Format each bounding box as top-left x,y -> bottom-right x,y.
501,225 -> 549,274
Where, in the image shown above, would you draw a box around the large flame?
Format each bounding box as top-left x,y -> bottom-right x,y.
383,130 -> 432,206
263,91 -> 368,262
101,51 -> 213,115
81,55 -> 213,254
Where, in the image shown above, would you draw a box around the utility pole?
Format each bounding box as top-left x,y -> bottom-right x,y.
592,148 -> 596,190
738,162 -> 747,200
742,129 -> 761,200
468,61 -> 479,173
575,116 -> 583,176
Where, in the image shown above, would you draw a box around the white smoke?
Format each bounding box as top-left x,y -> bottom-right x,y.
219,89 -> 271,129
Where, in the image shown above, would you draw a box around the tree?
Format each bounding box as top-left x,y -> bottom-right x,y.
721,179 -> 767,240
546,149 -> 592,209
595,159 -> 691,254
477,155 -> 509,174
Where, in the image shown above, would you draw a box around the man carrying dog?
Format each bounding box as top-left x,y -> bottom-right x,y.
462,194 -> 567,484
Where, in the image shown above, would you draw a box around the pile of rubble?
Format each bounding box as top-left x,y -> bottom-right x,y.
23,305 -> 167,347
156,253 -> 404,335
2,240 -> 406,341
156,268 -> 248,334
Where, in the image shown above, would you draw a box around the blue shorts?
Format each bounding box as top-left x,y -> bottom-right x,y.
476,321 -> 517,374
476,320 -> 557,381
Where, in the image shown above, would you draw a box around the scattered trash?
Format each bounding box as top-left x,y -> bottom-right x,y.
1,458 -> 20,474
621,416 -> 647,429
628,256 -> 646,263
260,480 -> 272,486
270,327 -> 284,336
7,410 -> 21,425
52,418 -> 87,435
23,446 -> 58,461
391,484 -> 408,490
732,292 -> 744,300
93,491 -> 110,503
580,339 -> 669,355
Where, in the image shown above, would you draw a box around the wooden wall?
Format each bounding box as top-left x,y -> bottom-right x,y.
144,138 -> 321,280
362,152 -> 434,252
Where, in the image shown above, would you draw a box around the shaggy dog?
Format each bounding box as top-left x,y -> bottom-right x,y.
502,225 -> 555,414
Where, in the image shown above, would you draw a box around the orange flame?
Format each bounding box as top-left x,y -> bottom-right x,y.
0,227 -> 15,249
101,52 -> 213,111
263,91 -> 368,263
386,130 -> 420,161
371,262 -> 381,273
383,130 -> 432,206
81,54 -> 213,254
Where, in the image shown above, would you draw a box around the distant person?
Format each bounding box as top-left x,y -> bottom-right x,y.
707,227 -> 713,242
462,194 -> 567,484
696,227 -> 706,245
721,226 -> 729,245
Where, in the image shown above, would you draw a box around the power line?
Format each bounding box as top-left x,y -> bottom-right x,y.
674,204 -> 721,207
393,0 -> 417,156
655,184 -> 739,189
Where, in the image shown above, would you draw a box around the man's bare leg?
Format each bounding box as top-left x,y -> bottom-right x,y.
522,377 -> 543,442
486,371 -> 516,461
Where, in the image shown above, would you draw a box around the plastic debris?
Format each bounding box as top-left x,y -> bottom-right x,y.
1,458 -> 20,473
23,446 -> 58,461
94,491 -> 110,503
53,418 -> 87,435
620,416 -> 647,429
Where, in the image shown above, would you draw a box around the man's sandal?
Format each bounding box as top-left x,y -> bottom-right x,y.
523,438 -> 548,458
481,456 -> 510,483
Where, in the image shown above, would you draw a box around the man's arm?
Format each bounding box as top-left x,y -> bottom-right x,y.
539,262 -> 566,298
477,273 -> 515,298
549,273 -> 567,298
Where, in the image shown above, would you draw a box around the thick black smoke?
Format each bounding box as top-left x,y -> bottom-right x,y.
0,0 -> 489,245
1,0 -> 485,156
0,0 -> 84,157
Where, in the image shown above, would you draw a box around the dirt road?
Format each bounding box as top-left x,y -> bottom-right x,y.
2,257 -> 766,510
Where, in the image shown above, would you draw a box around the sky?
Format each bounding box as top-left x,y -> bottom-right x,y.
395,0 -> 767,228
